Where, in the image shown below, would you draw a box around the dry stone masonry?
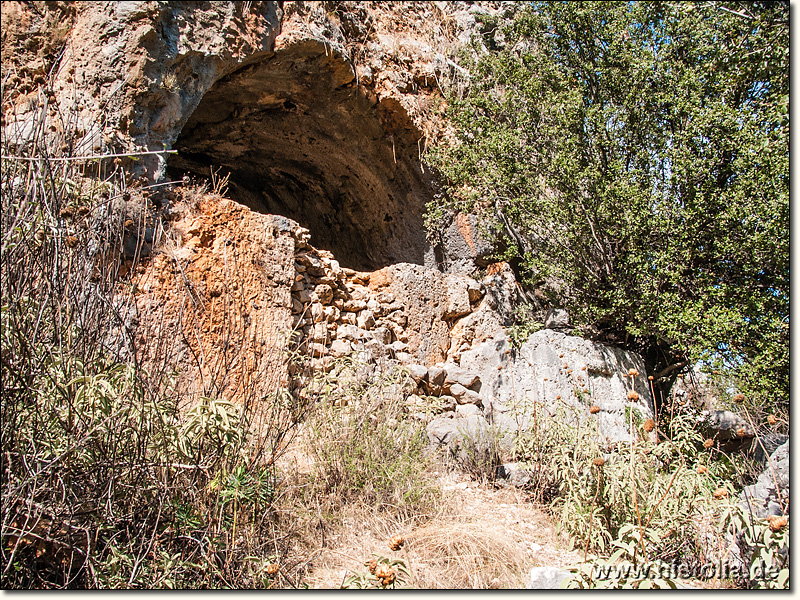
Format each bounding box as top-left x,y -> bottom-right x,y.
286,223 -> 657,453
3,0 -> 661,465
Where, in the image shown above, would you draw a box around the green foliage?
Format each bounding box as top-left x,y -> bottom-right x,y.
561,525 -> 678,589
506,304 -> 543,349
511,383 -> 788,589
513,394 -> 743,566
0,118 -> 302,588
723,510 -> 789,589
430,1 -> 788,412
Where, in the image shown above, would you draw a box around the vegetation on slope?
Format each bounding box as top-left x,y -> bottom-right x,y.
429,1 -> 789,417
0,0 -> 789,590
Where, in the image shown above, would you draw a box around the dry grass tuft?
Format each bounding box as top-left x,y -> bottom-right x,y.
407,519 -> 528,588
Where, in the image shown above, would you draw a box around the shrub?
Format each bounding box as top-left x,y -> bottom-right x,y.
0,100 -> 308,588
299,357 -> 440,520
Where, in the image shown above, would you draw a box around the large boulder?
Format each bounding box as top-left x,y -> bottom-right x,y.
697,410 -> 755,451
460,329 -> 655,447
426,413 -> 496,472
438,212 -> 495,274
741,440 -> 789,519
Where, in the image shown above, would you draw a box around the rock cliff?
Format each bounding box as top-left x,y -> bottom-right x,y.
2,0 -> 656,449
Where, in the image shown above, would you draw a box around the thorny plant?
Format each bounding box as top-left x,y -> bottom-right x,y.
509,368 -> 788,588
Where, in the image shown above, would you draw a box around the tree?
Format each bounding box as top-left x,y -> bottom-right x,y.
430,1 -> 788,415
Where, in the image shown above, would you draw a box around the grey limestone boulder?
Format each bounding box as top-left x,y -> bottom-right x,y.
426,413 -> 494,467
460,329 -> 655,447
697,410 -> 755,442
751,433 -> 789,464
741,439 -> 789,519
544,308 -> 570,330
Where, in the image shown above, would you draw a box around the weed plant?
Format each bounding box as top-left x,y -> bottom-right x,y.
298,357 -> 441,521
512,389 -> 788,588
0,99 -> 311,588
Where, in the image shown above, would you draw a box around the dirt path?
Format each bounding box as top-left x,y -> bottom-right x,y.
299,470 -> 581,589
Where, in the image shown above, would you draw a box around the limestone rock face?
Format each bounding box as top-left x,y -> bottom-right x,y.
4,2 -> 282,171
2,0 -> 516,273
131,192 -> 297,400
741,440 -> 789,520
3,1 -> 661,457
447,262 -> 517,362
368,263 -> 483,365
460,329 -> 655,446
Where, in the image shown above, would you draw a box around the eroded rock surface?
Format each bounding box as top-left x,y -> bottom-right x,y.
460,329 -> 656,446
741,440 -> 789,520
2,0 -> 516,273
3,0 -> 659,459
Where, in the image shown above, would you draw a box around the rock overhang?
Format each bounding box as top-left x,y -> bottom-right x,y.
167,37 -> 436,272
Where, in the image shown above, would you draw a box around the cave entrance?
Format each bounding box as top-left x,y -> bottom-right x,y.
167,40 -> 434,272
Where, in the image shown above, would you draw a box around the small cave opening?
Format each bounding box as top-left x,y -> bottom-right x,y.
167,41 -> 436,272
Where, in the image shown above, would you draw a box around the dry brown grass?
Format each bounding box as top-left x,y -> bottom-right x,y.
278,456 -> 579,589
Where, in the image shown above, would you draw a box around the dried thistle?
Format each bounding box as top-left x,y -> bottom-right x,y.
589,405 -> 600,414
592,457 -> 605,467
703,438 -> 714,449
367,559 -> 378,575
732,393 -> 745,403
736,427 -> 748,438
627,368 -> 639,377
375,564 -> 395,586
713,488 -> 729,500
643,418 -> 655,432
627,391 -> 640,402
767,515 -> 788,532
697,465 -> 708,474
265,563 -> 279,577
767,415 -> 777,426
389,534 -> 405,551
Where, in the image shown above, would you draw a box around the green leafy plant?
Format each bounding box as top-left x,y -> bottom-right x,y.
429,0 -> 788,415
0,97 -> 307,589
722,509 -> 789,589
561,524 -> 678,589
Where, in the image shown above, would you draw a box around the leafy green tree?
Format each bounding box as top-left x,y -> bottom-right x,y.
430,1 -> 788,414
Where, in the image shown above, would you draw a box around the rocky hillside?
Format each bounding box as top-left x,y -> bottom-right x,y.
0,1 -> 788,590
